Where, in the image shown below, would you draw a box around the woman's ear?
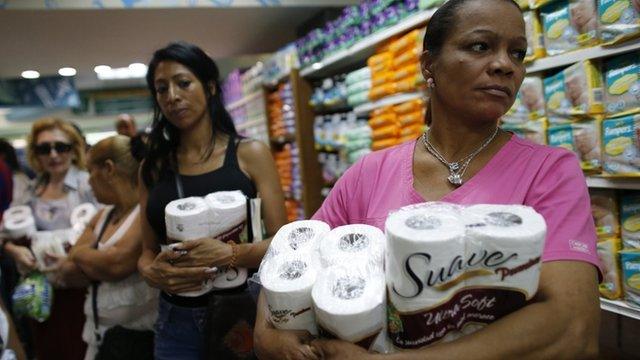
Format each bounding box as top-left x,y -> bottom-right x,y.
104,159 -> 117,178
208,82 -> 216,97
420,50 -> 436,88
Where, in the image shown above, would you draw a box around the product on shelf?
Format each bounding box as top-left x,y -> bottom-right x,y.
268,83 -> 296,138
603,51 -> 640,117
547,120 -> 602,172
223,63 -> 269,144
543,60 -> 604,118
590,189 -> 621,238
602,114 -> 640,175
599,0 -> 640,45
264,44 -> 299,85
223,69 -> 243,105
516,0 -> 529,9
524,10 -> 547,62
368,98 -> 426,151
597,237 -> 624,300
310,76 -> 349,112
620,250 -> 640,307
418,0 -> 445,10
274,143 -> 304,222
529,0 -> 554,9
502,118 -> 548,145
505,76 -> 546,123
540,0 -> 599,56
621,192 -> 640,248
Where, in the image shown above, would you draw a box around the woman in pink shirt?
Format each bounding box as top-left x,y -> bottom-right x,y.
254,0 -> 601,358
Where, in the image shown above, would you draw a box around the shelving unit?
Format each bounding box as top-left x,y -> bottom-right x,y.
600,299 -> 640,321
586,177 -> 640,190
353,91 -> 425,116
226,90 -> 263,112
526,40 -> 640,73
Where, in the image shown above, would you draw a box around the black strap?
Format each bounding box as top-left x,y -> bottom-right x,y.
174,172 -> 185,199
92,208 -> 115,342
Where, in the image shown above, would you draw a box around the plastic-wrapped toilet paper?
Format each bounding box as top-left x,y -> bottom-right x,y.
312,263 -> 386,350
70,203 -> 97,229
4,206 -> 32,221
269,220 -> 331,255
165,197 -> 212,242
260,253 -> 320,335
4,215 -> 37,241
319,224 -> 386,270
385,202 -> 546,350
31,231 -> 66,271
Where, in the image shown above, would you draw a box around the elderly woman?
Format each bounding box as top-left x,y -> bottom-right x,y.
254,0 -> 601,359
2,117 -> 96,360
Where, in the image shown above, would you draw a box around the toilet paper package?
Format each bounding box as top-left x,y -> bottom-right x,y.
597,238 -> 623,300
3,206 -> 32,222
70,203 -> 97,229
543,60 -> 604,118
260,253 -> 320,335
505,77 -> 546,123
319,224 -> 386,269
312,263 -> 386,351
268,220 -> 331,256
524,10 -> 546,63
31,231 -> 67,271
385,203 -> 546,350
589,189 -> 620,239
603,52 -> 640,118
620,250 -> 640,307
165,197 -> 213,242
621,192 -> 640,248
4,215 -> 36,242
602,115 -> 640,176
599,0 -> 640,45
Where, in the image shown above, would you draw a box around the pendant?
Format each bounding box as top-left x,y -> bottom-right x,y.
448,173 -> 463,186
448,162 -> 460,171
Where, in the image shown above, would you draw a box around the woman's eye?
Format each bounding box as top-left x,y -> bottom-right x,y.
179,80 -> 191,88
156,86 -> 167,94
512,49 -> 527,62
470,43 -> 488,52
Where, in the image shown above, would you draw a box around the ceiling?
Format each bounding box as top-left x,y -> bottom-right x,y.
0,5 -> 350,88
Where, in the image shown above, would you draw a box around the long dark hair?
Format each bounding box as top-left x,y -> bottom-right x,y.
0,139 -> 20,172
141,41 -> 238,188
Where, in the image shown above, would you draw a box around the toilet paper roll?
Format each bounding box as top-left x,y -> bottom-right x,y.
160,244 -> 215,297
204,190 -> 247,239
319,224 -> 386,270
312,263 -> 386,350
462,204 -> 547,298
260,253 -> 320,334
4,206 -> 32,222
31,231 -> 66,271
165,197 -> 212,242
70,203 -> 97,228
270,220 -> 331,255
4,215 -> 37,240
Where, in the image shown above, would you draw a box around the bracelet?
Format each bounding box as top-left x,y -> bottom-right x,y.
227,240 -> 239,268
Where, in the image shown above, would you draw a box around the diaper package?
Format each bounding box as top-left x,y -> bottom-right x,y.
590,189 -> 620,238
530,0 -> 555,8
501,118 -> 548,145
602,115 -> 640,175
604,52 -> 640,118
505,77 -> 546,123
597,238 -> 623,299
599,0 -> 640,45
524,11 -> 547,62
621,192 -> 640,248
544,60 -> 604,118
540,0 -> 598,56
547,120 -> 602,171
516,0 -> 529,9
620,250 -> 640,307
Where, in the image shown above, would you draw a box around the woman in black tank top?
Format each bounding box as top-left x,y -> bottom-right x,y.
138,42 -> 287,360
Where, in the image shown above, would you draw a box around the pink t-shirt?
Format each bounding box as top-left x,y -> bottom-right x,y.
312,135 -> 601,270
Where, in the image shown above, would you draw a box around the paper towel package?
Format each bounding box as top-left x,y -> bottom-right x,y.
260,253 -> 320,335
165,197 -> 212,242
312,264 -> 386,350
269,220 -> 331,255
319,224 -> 386,269
385,202 -> 546,350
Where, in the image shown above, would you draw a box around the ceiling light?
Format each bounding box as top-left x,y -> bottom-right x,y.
312,62 -> 322,70
128,62 -> 148,77
93,65 -> 111,74
58,67 -> 77,76
21,70 -> 40,79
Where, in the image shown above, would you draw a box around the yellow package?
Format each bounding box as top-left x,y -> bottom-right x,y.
396,75 -> 421,93
505,77 -> 546,124
398,110 -> 425,127
368,52 -> 392,68
369,113 -> 398,129
547,120 -> 602,171
390,29 -> 425,55
516,0 -> 529,9
529,0 -> 555,8
392,63 -> 421,82
398,133 -> 423,144
399,124 -> 423,137
597,238 -> 624,299
371,72 -> 394,87
501,118 -> 548,145
543,60 -> 604,118
602,114 -> 640,176
590,189 -> 621,238
393,99 -> 425,115
524,10 -> 547,63
371,106 -> 394,118
599,0 -> 640,45
604,52 -> 640,117
621,192 -> 640,248
541,1 -> 598,56
372,125 -> 400,141
393,47 -> 421,70
620,250 -> 640,306
372,137 -> 399,151
369,83 -> 398,100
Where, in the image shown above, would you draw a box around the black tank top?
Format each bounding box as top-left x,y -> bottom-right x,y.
146,137 -> 257,244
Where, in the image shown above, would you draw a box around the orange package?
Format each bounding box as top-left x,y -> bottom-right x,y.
372,72 -> 394,87
370,106 -> 394,118
390,29 -> 422,55
372,124 -> 400,141
400,123 -> 424,137
393,99 -> 425,115
392,63 -> 421,82
398,110 -> 425,127
369,83 -> 398,101
368,52 -> 392,67
369,113 -> 398,128
398,133 -> 422,144
396,76 -> 421,93
393,47 -> 421,70
372,137 -> 399,151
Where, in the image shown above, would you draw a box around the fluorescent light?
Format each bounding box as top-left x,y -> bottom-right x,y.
58,67 -> 77,76
128,62 -> 148,77
21,70 -> 40,79
93,65 -> 111,74
312,62 -> 322,70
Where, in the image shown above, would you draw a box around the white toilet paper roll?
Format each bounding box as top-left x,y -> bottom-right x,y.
260,253 -> 320,335
165,197 -> 212,242
32,231 -> 66,271
205,190 -> 246,238
160,244 -> 215,297
4,215 -> 37,240
3,206 -> 32,222
70,203 -> 98,228
462,204 -> 546,298
319,224 -> 386,270
270,220 -> 331,255
312,264 -> 386,350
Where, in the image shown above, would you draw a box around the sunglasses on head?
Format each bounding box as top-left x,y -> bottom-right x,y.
34,142 -> 73,156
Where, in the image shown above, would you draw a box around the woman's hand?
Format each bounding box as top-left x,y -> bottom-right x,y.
4,243 -> 36,274
255,328 -> 320,360
42,254 -> 89,288
169,238 -> 233,269
140,247 -> 214,294
311,339 -> 375,360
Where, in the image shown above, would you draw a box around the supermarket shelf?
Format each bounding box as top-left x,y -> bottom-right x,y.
225,90 -> 263,112
600,298 -> 640,320
586,176 -> 640,190
300,9 -> 437,78
270,133 -> 296,145
265,72 -> 291,88
526,40 -> 640,73
236,118 -> 266,131
353,91 -> 425,116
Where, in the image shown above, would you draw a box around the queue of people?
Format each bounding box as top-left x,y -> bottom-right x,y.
0,1 -> 602,358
